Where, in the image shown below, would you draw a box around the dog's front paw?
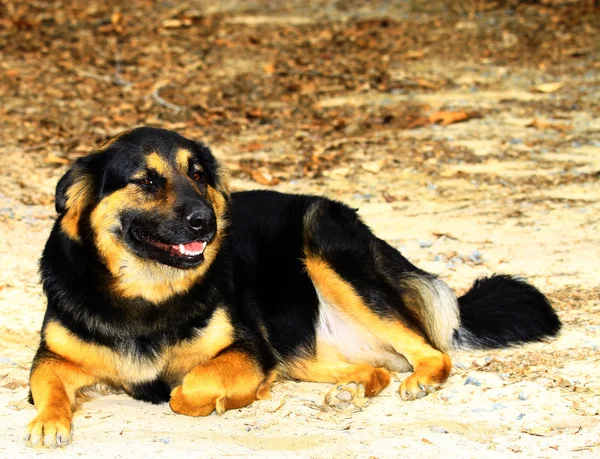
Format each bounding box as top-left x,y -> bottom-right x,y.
169,385 -> 221,417
25,412 -> 72,448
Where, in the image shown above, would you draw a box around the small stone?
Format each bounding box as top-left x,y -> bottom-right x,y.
518,392 -> 528,401
469,250 -> 484,264
429,426 -> 449,434
159,437 -> 170,444
516,413 -> 525,420
419,240 -> 433,248
464,376 -> 482,387
473,356 -> 493,367
361,160 -> 385,174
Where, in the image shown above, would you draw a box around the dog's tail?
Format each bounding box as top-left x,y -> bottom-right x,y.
452,275 -> 561,350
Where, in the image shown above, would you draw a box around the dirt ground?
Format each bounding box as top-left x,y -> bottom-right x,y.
1,0 -> 599,457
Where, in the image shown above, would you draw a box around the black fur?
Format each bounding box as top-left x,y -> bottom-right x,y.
453,275 -> 562,349
129,379 -> 172,404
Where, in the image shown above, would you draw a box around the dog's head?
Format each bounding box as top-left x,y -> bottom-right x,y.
55,127 -> 230,302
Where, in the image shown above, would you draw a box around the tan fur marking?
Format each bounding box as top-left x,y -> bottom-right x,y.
45,321 -> 165,383
176,149 -> 192,174
305,256 -> 452,399
88,171 -> 230,302
89,185 -> 194,302
97,130 -> 131,151
146,152 -> 171,177
26,358 -> 97,447
60,174 -> 93,241
286,347 -> 391,399
166,309 -> 235,379
44,308 -> 234,386
170,350 -> 265,417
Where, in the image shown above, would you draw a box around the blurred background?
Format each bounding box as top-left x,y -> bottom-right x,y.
1,0 -> 598,204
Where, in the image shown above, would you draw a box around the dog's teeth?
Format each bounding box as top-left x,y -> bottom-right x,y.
179,244 -> 185,254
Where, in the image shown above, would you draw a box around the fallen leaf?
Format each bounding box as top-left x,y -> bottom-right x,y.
414,78 -> 439,89
408,110 -> 481,128
382,191 -> 397,203
429,111 -> 478,126
239,142 -> 265,152
246,109 -> 265,119
44,153 -> 70,165
242,168 -> 280,186
521,427 -> 554,437
162,19 -> 183,28
526,119 -> 571,132
214,38 -> 235,47
531,82 -> 564,93
402,50 -> 425,59
111,12 -> 122,26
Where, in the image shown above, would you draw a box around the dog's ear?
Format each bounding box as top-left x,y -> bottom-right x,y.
55,154 -> 98,215
55,168 -> 76,214
55,153 -> 106,241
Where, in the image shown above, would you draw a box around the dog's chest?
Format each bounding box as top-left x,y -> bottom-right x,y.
44,309 -> 234,385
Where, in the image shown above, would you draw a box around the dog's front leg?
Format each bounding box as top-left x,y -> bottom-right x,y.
26,356 -> 95,448
170,347 -> 268,417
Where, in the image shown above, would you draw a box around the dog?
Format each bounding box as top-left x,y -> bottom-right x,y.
26,127 -> 561,447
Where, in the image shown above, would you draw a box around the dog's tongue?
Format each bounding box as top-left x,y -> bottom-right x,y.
173,241 -> 207,256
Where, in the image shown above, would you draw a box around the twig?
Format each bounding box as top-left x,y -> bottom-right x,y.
432,231 -> 459,241
572,445 -> 600,452
151,86 -> 182,113
162,2 -> 190,21
74,47 -> 132,87
404,204 -> 470,217
113,48 -> 133,87
76,70 -> 111,83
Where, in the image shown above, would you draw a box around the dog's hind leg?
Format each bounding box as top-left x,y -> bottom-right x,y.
302,199 -> 457,400
305,255 -> 452,401
285,345 -> 391,408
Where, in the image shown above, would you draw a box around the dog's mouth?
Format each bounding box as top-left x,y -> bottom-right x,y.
132,228 -> 207,260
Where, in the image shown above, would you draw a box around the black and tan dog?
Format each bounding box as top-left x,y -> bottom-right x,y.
26,127 -> 561,447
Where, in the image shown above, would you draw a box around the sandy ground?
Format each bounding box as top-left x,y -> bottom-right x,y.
1,1 -> 600,457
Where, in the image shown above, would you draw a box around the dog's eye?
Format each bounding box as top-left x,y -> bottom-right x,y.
192,171 -> 204,182
139,178 -> 154,186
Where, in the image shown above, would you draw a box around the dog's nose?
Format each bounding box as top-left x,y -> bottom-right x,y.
186,210 -> 216,236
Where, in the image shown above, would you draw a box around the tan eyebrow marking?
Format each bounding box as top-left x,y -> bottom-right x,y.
176,149 -> 193,174
146,152 -> 171,177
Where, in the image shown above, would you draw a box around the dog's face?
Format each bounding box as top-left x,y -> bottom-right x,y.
55,127 -> 230,301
